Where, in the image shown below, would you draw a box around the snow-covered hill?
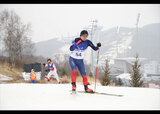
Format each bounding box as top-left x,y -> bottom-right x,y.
0,83 -> 160,110
34,23 -> 160,67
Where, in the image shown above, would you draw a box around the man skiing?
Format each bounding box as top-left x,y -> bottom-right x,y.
43,59 -> 60,84
69,30 -> 101,93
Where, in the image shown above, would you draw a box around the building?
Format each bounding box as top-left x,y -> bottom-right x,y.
143,60 -> 160,82
143,61 -> 160,74
142,82 -> 160,89
113,57 -> 146,73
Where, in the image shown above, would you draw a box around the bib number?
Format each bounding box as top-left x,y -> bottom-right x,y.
76,52 -> 82,56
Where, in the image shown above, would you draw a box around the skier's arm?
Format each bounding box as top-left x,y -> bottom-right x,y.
70,43 -> 77,51
70,39 -> 82,51
97,42 -> 101,49
43,63 -> 48,67
50,67 -> 54,71
88,40 -> 99,51
50,64 -> 56,71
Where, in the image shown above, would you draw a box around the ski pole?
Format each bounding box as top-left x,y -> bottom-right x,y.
94,47 -> 100,92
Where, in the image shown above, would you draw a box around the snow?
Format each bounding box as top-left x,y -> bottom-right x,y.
0,74 -> 13,81
99,32 -> 134,67
117,73 -> 131,80
0,83 -> 160,110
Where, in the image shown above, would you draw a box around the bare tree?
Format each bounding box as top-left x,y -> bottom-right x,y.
0,9 -> 34,66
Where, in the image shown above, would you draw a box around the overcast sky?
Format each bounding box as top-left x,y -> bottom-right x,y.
0,4 -> 160,42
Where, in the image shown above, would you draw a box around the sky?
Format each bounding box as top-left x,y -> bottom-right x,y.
0,4 -> 160,43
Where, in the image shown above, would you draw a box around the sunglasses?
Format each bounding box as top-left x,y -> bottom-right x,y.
81,34 -> 88,37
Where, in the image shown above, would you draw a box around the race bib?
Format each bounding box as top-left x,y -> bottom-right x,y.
70,39 -> 88,59
70,49 -> 85,59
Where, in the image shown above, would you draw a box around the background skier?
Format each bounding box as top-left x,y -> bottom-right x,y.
43,59 -> 60,84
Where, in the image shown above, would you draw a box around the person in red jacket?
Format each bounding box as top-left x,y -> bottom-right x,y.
43,59 -> 60,84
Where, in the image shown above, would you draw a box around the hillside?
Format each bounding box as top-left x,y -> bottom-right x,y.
34,23 -> 160,66
0,63 -> 23,83
130,23 -> 160,59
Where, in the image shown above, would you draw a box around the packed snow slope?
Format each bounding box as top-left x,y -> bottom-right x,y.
0,83 -> 160,110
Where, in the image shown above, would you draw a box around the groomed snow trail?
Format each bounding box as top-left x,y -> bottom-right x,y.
0,83 -> 160,110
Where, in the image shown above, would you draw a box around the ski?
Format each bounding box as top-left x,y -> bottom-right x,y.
70,91 -> 77,95
76,91 -> 123,97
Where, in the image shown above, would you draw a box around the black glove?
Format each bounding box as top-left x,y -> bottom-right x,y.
45,69 -> 50,72
97,42 -> 101,48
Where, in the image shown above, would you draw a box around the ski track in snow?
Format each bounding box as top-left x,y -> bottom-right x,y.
0,83 -> 160,110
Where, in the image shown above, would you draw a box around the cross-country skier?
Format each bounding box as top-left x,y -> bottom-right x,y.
69,30 -> 101,93
43,59 -> 60,84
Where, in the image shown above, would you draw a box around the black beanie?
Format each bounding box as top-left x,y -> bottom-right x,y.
47,58 -> 51,62
80,30 -> 88,36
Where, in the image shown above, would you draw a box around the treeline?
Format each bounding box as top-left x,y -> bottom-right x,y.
100,54 -> 143,87
0,9 -> 35,67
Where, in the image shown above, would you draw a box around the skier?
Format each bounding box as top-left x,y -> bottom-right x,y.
69,30 -> 101,93
30,69 -> 36,83
43,59 -> 60,84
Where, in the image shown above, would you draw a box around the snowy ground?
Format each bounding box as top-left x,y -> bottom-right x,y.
0,83 -> 160,110
0,74 -> 13,84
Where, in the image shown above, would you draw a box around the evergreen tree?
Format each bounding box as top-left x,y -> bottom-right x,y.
129,54 -> 143,87
100,58 -> 111,86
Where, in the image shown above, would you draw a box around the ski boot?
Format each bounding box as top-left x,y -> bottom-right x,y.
71,82 -> 76,94
72,82 -> 76,91
47,78 -> 50,83
84,85 -> 94,93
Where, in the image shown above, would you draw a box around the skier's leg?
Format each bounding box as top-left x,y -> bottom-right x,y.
47,71 -> 52,82
69,57 -> 77,83
69,57 -> 77,91
71,70 -> 77,91
76,59 -> 87,85
53,70 -> 60,84
77,59 -> 93,93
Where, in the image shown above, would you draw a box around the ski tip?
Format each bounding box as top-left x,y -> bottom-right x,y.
71,91 -> 76,95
